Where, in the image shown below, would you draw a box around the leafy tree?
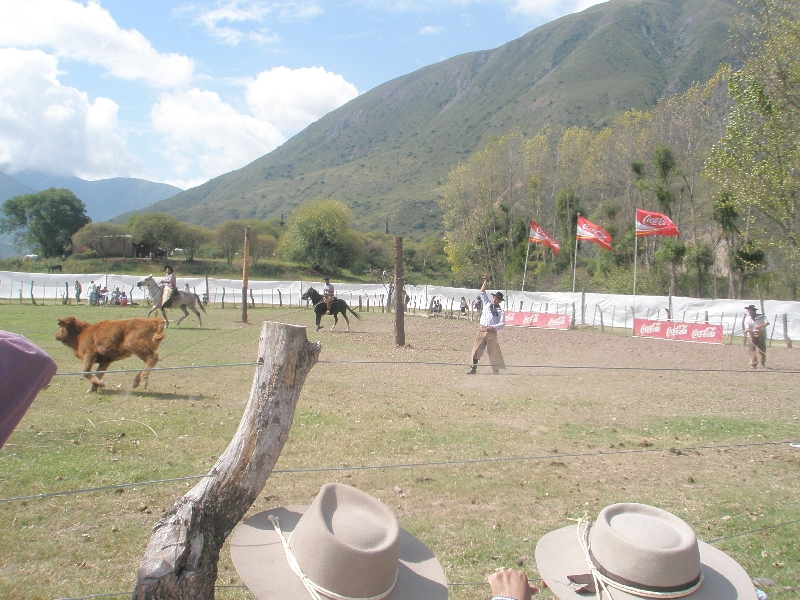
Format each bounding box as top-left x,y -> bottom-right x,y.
249,233 -> 277,267
685,241 -> 714,298
214,221 -> 245,265
1,188 -> 90,258
712,191 -> 740,297
175,223 -> 212,262
72,222 -> 128,262
707,0 -> 800,298
127,213 -> 184,255
278,200 -> 363,272
655,238 -> 686,296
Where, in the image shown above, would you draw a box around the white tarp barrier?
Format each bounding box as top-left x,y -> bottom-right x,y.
1,270 -> 798,340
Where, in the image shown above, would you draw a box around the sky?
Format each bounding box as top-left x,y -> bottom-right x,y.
0,0 -> 606,190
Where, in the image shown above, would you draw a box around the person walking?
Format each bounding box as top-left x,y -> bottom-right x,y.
744,304 -> 769,369
467,274 -> 506,375
74,280 -> 82,304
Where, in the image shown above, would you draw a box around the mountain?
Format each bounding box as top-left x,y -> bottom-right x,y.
123,0 -> 739,238
5,171 -> 182,222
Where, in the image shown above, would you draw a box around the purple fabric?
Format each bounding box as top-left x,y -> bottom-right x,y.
0,331 -> 58,448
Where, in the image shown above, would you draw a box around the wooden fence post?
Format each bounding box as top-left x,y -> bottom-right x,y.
783,314 -> 793,349
30,281 -> 36,306
242,226 -> 250,323
394,236 -> 405,347
134,322 -> 320,599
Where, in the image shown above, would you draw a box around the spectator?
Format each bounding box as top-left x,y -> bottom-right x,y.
74,280 -> 82,304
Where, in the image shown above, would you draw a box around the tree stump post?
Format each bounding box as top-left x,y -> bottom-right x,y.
133,322 -> 321,599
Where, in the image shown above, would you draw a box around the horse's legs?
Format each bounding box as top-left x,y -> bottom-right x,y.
161,308 -> 170,327
331,312 -> 338,331
147,306 -> 158,318
189,304 -> 202,327
342,311 -> 350,331
175,305 -> 190,326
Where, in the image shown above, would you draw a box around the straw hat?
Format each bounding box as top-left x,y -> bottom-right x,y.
230,483 -> 448,600
535,503 -> 756,600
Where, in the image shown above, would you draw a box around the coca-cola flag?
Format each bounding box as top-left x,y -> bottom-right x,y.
636,209 -> 680,237
529,219 -> 561,256
576,216 -> 613,251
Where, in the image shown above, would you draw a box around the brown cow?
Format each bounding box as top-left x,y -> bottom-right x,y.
55,317 -> 165,392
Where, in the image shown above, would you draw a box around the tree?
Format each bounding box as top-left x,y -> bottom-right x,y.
707,0 -> 800,298
127,213 -> 183,255
176,224 -> 212,262
1,188 -> 90,258
712,191 -> 740,297
215,221 -> 245,265
655,238 -> 686,297
685,241 -> 714,298
278,200 -> 362,272
249,233 -> 277,267
72,222 -> 128,262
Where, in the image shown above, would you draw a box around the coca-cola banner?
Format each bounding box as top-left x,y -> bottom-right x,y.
634,318 -> 723,344
505,311 -> 571,330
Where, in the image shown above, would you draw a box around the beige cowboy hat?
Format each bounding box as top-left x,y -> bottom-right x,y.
230,483 -> 448,600
535,503 -> 756,600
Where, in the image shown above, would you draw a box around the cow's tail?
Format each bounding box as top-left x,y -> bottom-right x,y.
195,294 -> 207,313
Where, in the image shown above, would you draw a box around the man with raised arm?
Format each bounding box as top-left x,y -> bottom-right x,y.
466,273 -> 506,375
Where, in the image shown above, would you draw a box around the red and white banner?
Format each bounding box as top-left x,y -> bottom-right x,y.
576,216 -> 613,251
636,209 -> 680,238
505,311 -> 571,330
529,219 -> 561,255
633,318 -> 723,344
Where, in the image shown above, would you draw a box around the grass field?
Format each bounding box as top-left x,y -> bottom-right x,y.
0,301 -> 798,599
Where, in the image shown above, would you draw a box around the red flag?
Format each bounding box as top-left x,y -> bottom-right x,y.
528,219 -> 561,256
636,209 -> 680,237
576,216 -> 612,251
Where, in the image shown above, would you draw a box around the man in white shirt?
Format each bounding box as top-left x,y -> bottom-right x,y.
322,277 -> 335,314
467,274 -> 506,375
160,265 -> 177,308
744,304 -> 769,368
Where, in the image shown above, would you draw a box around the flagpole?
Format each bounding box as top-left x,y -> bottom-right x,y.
522,239 -> 531,292
572,213 -> 580,295
633,233 -> 638,315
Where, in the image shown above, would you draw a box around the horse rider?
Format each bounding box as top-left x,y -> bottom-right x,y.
160,265 -> 178,308
322,277 -> 335,314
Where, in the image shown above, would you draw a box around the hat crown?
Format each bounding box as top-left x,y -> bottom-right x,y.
289,483 -> 400,598
590,503 -> 701,591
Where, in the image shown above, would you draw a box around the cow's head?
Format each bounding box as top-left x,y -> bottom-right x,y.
55,317 -> 82,347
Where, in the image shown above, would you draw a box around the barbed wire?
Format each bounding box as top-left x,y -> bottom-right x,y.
3,440 -> 794,504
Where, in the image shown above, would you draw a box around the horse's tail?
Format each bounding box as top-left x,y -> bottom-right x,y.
195,294 -> 207,313
347,303 -> 362,321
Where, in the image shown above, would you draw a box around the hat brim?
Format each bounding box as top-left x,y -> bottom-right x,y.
231,506 -> 448,600
535,525 -> 757,600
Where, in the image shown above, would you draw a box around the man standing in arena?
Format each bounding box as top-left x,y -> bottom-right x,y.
744,304 -> 769,368
467,273 -> 506,375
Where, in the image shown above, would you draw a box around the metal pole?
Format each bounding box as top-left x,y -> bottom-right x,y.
522,239 -> 532,292
572,214 -> 580,295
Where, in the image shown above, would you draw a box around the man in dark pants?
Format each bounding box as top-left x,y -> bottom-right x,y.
467,274 -> 506,375
744,304 -> 769,368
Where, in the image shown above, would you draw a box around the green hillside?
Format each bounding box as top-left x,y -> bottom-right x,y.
136,0 -> 738,238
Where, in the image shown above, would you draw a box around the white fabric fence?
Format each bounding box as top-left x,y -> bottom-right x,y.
1,271 -> 798,340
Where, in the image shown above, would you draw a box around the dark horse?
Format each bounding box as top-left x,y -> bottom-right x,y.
302,287 -> 361,332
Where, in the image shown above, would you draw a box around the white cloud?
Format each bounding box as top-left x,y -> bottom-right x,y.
0,0 -> 194,88
178,1 -> 322,46
246,66 -> 359,135
0,48 -> 143,179
151,88 -> 286,180
420,25 -> 445,35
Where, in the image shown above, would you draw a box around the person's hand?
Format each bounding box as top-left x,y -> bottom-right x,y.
486,325 -> 495,331
488,568 -> 537,600
483,273 -> 488,281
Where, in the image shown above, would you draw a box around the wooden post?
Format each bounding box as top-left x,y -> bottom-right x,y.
580,289 -> 586,328
598,306 -> 604,333
783,314 -> 793,349
242,226 -> 251,323
277,290 -> 282,308
205,275 -> 210,308
221,288 -> 225,309
381,294 -> 384,312
249,289 -> 255,308
30,281 -> 36,306
63,281 -> 69,305
394,237 -> 405,346
134,322 -> 320,599
358,295 -> 362,311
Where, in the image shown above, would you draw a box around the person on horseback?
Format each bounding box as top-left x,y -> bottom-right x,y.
160,265 -> 178,308
322,277 -> 335,314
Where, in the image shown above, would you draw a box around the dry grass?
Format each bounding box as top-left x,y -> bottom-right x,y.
0,302 -> 798,599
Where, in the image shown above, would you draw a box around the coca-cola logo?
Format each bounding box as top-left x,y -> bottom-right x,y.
642,215 -> 668,227
691,327 -> 719,339
548,316 -> 567,326
667,325 -> 689,336
640,322 -> 661,334
523,314 -> 540,325
506,312 -> 516,320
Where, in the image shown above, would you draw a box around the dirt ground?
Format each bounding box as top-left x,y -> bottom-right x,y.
0,304 -> 797,599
